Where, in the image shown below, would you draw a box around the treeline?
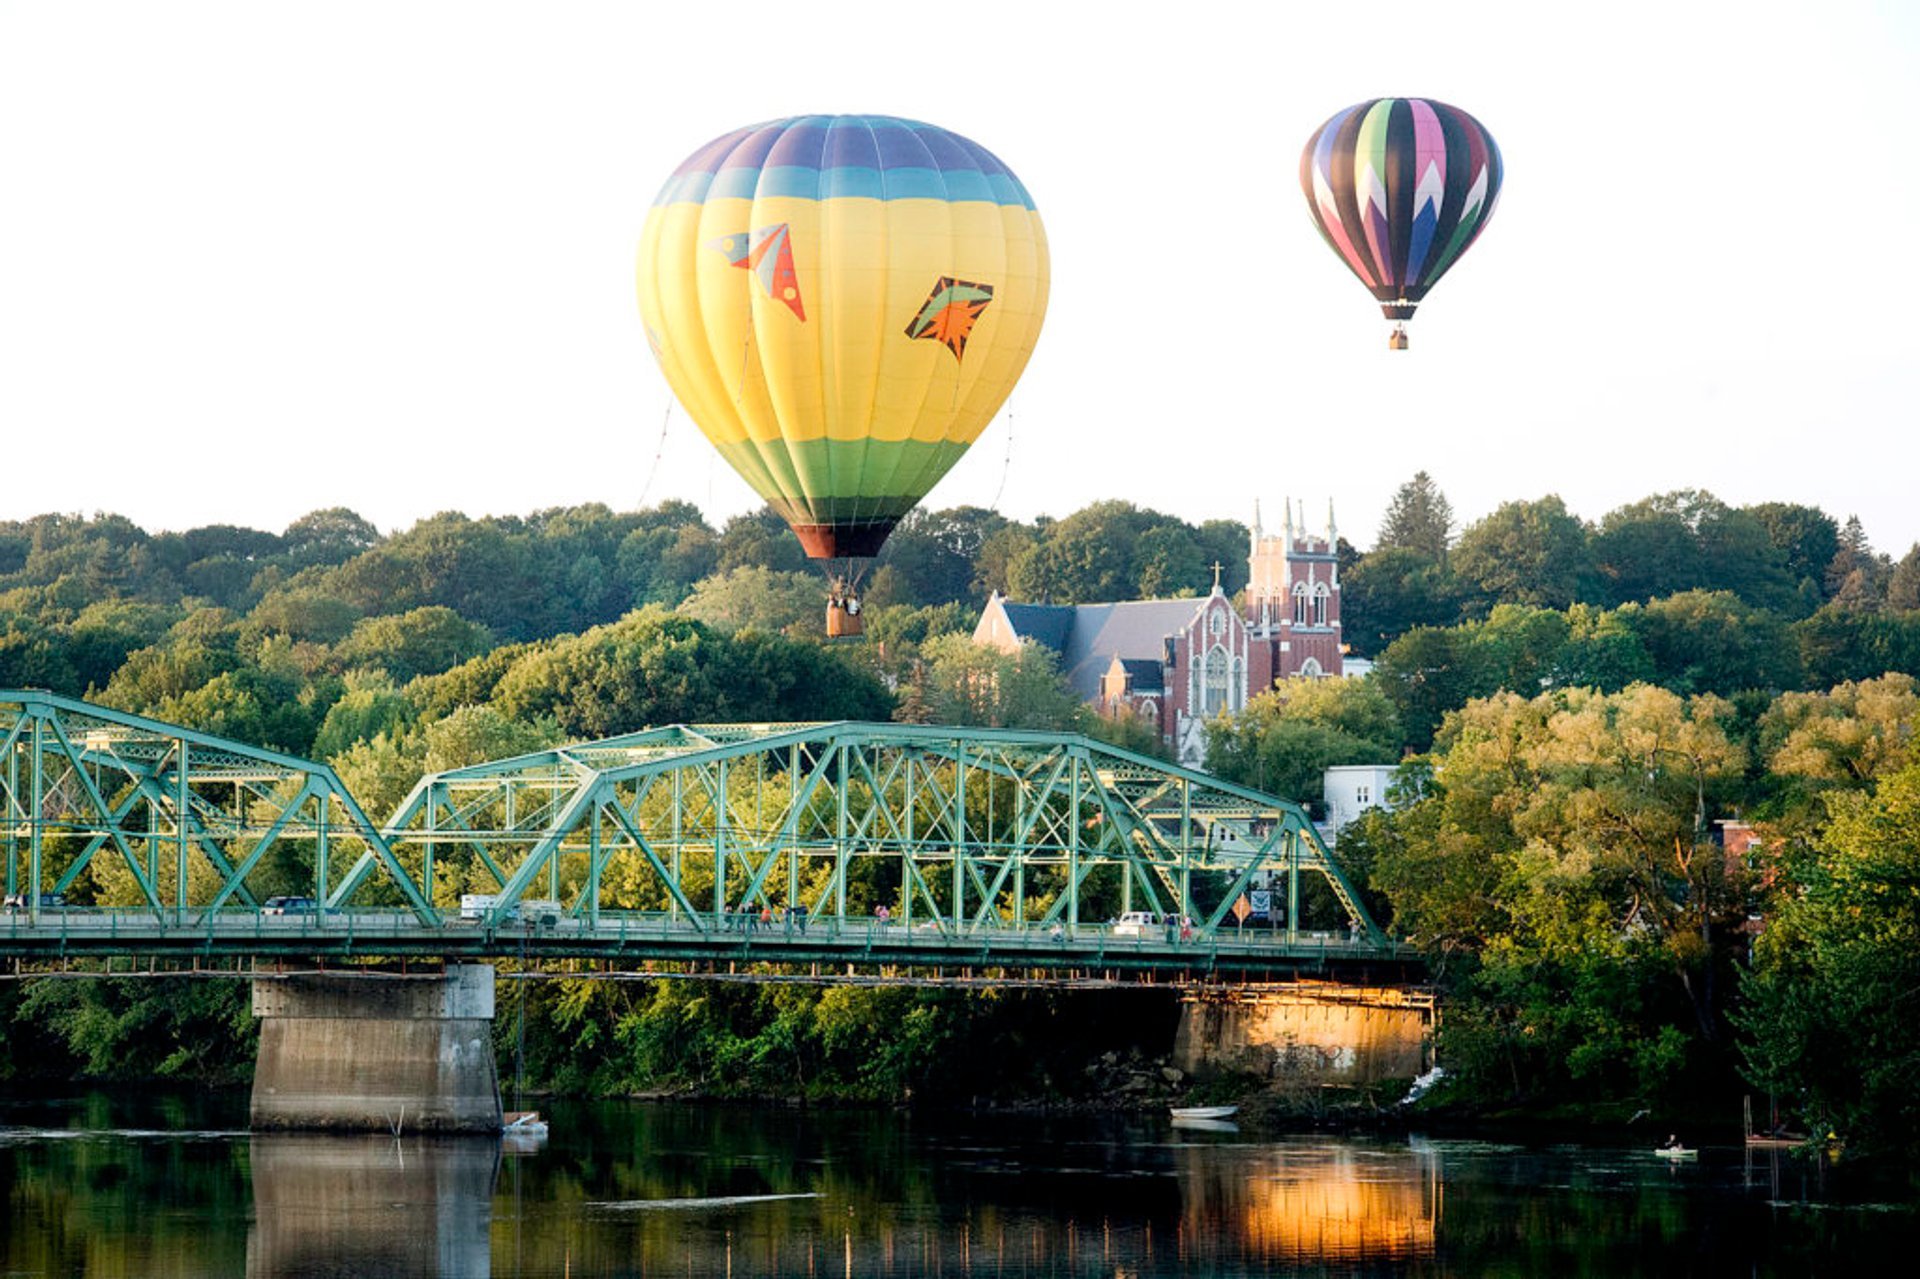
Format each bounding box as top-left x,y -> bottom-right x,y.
1278,674 -> 1920,1157
4,481 -> 1919,1147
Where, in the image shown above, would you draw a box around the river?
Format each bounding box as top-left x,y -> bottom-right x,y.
0,1090 -> 1909,1276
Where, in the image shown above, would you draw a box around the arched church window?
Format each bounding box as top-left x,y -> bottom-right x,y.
1230,657 -> 1245,711
1300,657 -> 1323,678
1312,582 -> 1329,627
1203,646 -> 1230,716
1292,583 -> 1308,625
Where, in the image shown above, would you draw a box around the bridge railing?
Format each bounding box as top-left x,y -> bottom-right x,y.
0,904 -> 1416,964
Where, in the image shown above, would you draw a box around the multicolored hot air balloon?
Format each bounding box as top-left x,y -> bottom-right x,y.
637,115 -> 1050,635
1300,98 -> 1502,349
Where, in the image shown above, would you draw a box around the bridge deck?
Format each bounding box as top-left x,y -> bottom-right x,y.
0,909 -> 1419,982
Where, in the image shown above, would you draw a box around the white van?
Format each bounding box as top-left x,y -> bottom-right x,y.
1111,911 -> 1158,937
459,894 -> 518,923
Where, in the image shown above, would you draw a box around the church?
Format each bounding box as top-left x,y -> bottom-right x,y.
973,501 -> 1345,764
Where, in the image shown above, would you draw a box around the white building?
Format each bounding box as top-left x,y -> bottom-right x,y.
1321,764 -> 1399,840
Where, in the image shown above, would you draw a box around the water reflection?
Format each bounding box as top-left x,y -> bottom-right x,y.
1180,1140 -> 1439,1266
247,1135 -> 497,1278
2,1093 -> 1914,1277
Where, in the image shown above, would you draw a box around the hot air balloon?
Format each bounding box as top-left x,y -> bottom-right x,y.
1300,98 -> 1502,350
637,115 -> 1050,637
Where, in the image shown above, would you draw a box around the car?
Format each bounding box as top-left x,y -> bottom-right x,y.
3,892 -> 65,912
261,896 -> 317,916
1111,911 -> 1159,937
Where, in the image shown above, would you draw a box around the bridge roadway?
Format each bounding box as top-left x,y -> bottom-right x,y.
0,907 -> 1419,983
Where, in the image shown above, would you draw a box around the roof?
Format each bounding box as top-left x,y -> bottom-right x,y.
1117,658 -> 1164,694
995,601 -> 1075,653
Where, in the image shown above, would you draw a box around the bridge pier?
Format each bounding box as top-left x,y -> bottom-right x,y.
1173,984 -> 1433,1088
250,965 -> 502,1133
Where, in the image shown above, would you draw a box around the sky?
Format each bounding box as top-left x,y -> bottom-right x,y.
3,1 -> 1916,558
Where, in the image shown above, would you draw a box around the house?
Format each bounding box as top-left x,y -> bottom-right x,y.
1321,764 -> 1399,840
974,500 -> 1345,764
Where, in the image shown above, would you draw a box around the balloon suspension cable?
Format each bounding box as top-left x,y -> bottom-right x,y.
988,401 -> 1016,514
634,400 -> 674,509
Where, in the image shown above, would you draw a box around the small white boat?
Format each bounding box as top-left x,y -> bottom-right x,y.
503,1111 -> 549,1137
1169,1105 -> 1238,1121
1653,1145 -> 1696,1160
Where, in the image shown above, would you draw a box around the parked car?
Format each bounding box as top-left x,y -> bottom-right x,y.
1111,911 -> 1158,937
261,896 -> 317,916
3,892 -> 65,912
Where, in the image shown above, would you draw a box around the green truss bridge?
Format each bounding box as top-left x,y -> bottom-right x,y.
1,690 -> 1418,984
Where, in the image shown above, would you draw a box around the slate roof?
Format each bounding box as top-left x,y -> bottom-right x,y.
995,601 -> 1074,653
1117,658 -> 1165,694
994,596 -> 1207,700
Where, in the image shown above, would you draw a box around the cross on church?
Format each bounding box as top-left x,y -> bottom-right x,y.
1210,561 -> 1224,591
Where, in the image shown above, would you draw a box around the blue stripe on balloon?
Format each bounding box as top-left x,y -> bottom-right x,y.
1405,204 -> 1438,284
655,165 -> 1034,207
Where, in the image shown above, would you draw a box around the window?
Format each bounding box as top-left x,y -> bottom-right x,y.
1355,785 -> 1372,806
1292,583 -> 1308,624
1311,582 -> 1329,626
1203,646 -> 1229,716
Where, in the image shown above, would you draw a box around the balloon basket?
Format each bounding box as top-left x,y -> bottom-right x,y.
826,596 -> 865,640
1388,326 -> 1409,351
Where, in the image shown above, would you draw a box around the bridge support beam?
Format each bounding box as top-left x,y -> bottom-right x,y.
250,966 -> 502,1133
1173,984 -> 1434,1087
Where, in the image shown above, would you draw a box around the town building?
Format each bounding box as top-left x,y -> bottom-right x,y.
1321,764 -> 1399,840
973,500 -> 1345,764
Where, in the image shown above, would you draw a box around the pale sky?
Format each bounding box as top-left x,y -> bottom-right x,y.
3,1 -> 1916,557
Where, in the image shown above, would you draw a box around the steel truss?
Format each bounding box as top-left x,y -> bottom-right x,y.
1,690 -> 431,924
333,721 -> 1386,944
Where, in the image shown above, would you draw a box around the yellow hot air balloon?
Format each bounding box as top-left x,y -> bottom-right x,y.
638,115 -> 1049,636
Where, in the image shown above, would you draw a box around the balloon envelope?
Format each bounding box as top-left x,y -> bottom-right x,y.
638,115 -> 1049,558
1300,98 -> 1502,323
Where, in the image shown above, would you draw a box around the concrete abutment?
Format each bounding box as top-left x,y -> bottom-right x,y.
1173,983 -> 1434,1087
250,965 -> 502,1133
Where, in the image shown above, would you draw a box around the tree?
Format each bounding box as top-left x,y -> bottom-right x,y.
333,606 -> 493,681
1594,491 -> 1795,611
1746,501 -> 1840,604
1614,590 -> 1802,696
1204,676 -> 1403,806
282,508 -> 380,568
1007,501 -> 1158,603
1339,547 -> 1465,655
1739,756 -> 1920,1153
877,506 -> 1007,607
1889,544 -> 1920,612
916,633 -> 1082,730
1376,471 -> 1454,561
1825,515 -> 1889,611
1452,496 -> 1597,609
676,567 -> 822,636
715,507 -> 811,575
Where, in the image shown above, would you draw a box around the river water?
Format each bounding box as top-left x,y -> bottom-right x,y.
0,1090 -> 1909,1276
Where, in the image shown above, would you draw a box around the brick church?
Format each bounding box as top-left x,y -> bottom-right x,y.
973,500 -> 1345,764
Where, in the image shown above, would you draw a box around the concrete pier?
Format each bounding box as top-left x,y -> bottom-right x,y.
250,965 -> 502,1133
1173,983 -> 1433,1087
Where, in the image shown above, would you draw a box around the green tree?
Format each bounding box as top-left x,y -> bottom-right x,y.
1376,471 -> 1454,561
1614,590 -> 1802,696
333,606 -> 493,681
917,633 -> 1082,729
1452,496 -> 1597,609
1339,547 -> 1465,655
1594,490 -> 1795,611
1739,756 -> 1920,1153
1889,544 -> 1920,612
676,567 -> 823,636
1747,501 -> 1840,605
